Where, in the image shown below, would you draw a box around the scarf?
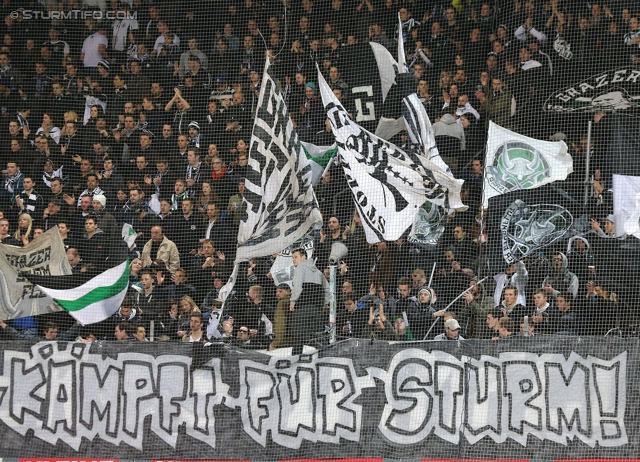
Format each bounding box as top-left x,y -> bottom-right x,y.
211,166 -> 227,181
4,172 -> 21,195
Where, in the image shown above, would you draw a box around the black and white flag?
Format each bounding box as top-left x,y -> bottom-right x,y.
487,184 -> 576,274
236,60 -> 322,262
318,70 -> 464,244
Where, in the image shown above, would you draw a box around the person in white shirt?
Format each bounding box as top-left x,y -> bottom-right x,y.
81,26 -> 109,74
112,10 -> 139,56
152,20 -> 180,57
82,0 -> 107,13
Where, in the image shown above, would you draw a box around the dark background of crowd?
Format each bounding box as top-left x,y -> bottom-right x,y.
0,0 -> 637,345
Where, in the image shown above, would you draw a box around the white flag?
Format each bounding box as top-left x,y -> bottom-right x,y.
484,121 -> 573,207
236,59 -> 322,262
613,174 -> 640,238
318,70 -> 459,244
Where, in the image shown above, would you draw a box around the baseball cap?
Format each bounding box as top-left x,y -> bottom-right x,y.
444,319 -> 461,330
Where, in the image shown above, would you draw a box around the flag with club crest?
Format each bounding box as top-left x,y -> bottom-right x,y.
487,185 -> 578,274
483,122 -> 573,207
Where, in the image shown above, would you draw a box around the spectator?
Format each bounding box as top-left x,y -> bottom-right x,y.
433,318 -> 464,341
142,225 -> 180,274
114,322 -> 132,341
81,25 -> 109,75
270,283 -> 292,350
494,316 -> 514,340
549,292 -> 580,335
362,303 -> 396,341
499,285 -> 529,322
181,311 -> 205,342
289,248 -> 330,354
542,252 -> 580,299
2,160 -> 24,211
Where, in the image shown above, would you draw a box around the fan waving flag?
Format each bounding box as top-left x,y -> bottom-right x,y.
484,121 -> 573,207
26,260 -> 130,325
236,59 -> 322,262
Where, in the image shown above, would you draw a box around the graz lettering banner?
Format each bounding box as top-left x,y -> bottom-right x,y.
0,338 -> 635,460
0,228 -> 71,320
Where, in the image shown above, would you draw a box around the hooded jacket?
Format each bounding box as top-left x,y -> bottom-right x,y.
566,236 -> 595,283
494,260 -> 528,307
542,252 -> 579,298
408,286 -> 445,340
432,113 -> 466,150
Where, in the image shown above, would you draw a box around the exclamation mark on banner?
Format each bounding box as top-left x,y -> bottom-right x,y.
593,362 -> 622,440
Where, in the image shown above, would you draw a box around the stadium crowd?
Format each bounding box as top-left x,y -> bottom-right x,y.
0,0 -> 637,346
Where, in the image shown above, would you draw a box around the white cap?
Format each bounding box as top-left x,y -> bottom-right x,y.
444,318 -> 461,330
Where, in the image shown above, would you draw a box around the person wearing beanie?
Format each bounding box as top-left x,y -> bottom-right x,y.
409,285 -> 448,340
270,283 -> 292,350
187,120 -> 204,148
298,82 -> 323,142
91,193 -> 118,240
590,213 -> 631,295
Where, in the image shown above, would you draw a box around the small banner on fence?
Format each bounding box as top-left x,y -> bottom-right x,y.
0,228 -> 71,320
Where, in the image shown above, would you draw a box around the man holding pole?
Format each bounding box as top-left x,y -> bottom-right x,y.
289,249 -> 330,355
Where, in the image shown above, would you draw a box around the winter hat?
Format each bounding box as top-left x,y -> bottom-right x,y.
97,60 -> 109,69
418,286 -> 435,303
306,82 -> 317,91
606,214 -> 615,223
93,194 -> 107,207
549,132 -> 567,141
188,121 -> 200,130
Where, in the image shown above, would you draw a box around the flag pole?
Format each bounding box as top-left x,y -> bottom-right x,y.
584,120 -> 593,206
329,265 -> 337,344
422,276 -> 489,340
426,261 -> 437,288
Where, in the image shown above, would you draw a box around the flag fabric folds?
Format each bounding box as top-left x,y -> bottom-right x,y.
0,227 -> 71,320
402,92 -> 466,210
613,174 -> 640,239
484,121 -> 573,207
28,260 -> 130,325
236,60 -> 322,262
300,141 -> 338,184
318,70 -> 463,244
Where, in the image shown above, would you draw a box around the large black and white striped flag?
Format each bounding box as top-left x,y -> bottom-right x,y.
236,61 -> 322,262
318,70 -> 465,244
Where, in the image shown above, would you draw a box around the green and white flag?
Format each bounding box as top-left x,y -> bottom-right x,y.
30,260 -> 130,325
122,223 -> 138,249
613,174 -> 640,239
300,141 -> 338,184
483,122 -> 573,207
